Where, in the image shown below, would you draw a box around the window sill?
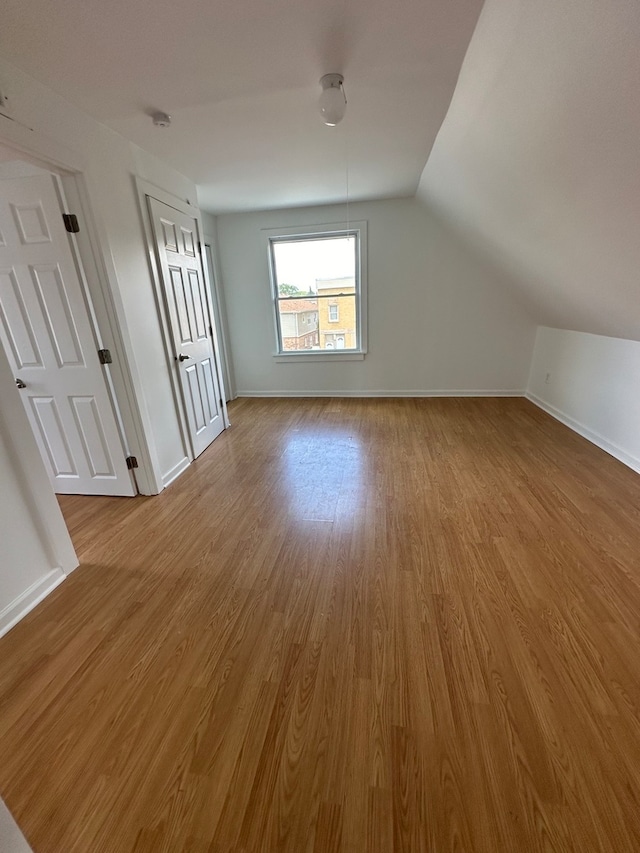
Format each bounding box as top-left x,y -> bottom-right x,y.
273,352 -> 366,363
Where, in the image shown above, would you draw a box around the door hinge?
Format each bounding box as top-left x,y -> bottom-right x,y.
209,324 -> 214,338
126,456 -> 139,470
97,348 -> 113,365
62,213 -> 80,233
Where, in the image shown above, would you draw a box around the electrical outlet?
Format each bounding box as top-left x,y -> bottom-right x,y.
545,372 -> 551,384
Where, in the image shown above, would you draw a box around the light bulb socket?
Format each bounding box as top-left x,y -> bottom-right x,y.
318,74 -> 346,126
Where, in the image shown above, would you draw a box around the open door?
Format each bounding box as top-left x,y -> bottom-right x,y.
0,173 -> 135,496
147,196 -> 225,458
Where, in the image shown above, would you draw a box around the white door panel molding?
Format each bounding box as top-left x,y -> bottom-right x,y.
147,194 -> 226,458
0,174 -> 135,495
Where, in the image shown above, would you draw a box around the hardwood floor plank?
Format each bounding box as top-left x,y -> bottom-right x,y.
1,397 -> 640,851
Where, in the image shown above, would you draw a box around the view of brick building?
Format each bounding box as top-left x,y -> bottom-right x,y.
316,276 -> 356,349
278,298 -> 319,350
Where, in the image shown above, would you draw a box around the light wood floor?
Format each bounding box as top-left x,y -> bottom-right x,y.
2,398 -> 640,852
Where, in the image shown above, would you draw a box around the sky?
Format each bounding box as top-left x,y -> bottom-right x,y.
272,236 -> 355,294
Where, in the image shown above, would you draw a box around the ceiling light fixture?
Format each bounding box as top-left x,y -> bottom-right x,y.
318,74 -> 346,126
152,111 -> 172,128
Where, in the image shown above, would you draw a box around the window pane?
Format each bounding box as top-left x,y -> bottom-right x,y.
272,237 -> 356,297
271,234 -> 359,353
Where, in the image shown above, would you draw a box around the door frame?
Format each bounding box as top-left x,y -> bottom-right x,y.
135,177 -> 230,465
203,240 -> 235,401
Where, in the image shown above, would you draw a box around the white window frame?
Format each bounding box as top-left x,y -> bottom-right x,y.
328,303 -> 339,322
264,221 -> 368,362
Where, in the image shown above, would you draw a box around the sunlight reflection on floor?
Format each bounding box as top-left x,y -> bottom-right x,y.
281,429 -> 365,524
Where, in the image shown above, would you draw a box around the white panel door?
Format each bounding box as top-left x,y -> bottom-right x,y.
148,197 -> 224,458
0,174 -> 135,496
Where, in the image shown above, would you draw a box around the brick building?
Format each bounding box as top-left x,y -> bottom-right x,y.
316,277 -> 357,349
278,298 -> 319,350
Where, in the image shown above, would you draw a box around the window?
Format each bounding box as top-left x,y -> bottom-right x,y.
266,222 -> 367,360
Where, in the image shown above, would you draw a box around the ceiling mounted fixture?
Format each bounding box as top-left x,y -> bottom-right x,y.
152,111 -> 171,128
318,74 -> 346,126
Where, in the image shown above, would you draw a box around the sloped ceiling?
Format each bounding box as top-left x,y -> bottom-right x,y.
0,0 -> 482,213
418,0 -> 640,341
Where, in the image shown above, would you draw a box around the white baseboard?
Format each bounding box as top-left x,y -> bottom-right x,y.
0,568 -> 66,640
161,456 -> 191,488
526,392 -> 640,475
236,389 -> 526,398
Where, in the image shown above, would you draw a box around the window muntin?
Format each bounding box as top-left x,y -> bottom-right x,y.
267,226 -> 366,357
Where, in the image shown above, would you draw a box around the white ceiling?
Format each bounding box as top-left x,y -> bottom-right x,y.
418,0 -> 640,341
0,145 -> 17,163
0,0 -> 483,213
6,0 -> 635,342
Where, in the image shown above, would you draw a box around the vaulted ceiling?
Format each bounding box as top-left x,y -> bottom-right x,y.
0,0 -> 483,213
418,0 -> 640,341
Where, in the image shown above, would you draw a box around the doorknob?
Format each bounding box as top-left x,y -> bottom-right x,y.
15,378 -> 27,389
177,353 -> 190,362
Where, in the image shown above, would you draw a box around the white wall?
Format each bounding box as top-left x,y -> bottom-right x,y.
0,797 -> 31,853
527,327 -> 640,474
0,344 -> 78,638
216,197 -> 537,395
0,56 -> 198,490
418,0 -> 640,342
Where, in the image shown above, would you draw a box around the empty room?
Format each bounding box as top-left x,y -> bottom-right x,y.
1,0 -> 640,851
